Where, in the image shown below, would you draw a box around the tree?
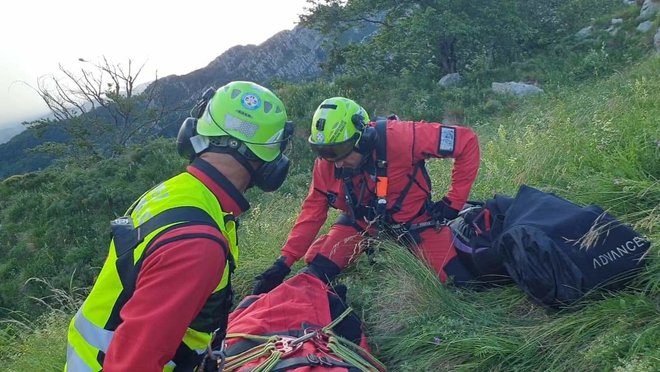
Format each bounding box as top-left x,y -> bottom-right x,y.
300,0 -> 571,80
28,57 -> 172,160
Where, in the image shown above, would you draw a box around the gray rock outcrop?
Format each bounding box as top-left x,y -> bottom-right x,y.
148,24 -> 378,115
576,26 -> 593,39
639,0 -> 660,20
492,82 -> 544,96
438,73 -> 463,88
154,27 -> 328,107
637,20 -> 655,32
607,18 -> 624,35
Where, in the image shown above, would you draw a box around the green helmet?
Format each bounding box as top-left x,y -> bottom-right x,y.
308,97 -> 370,161
196,81 -> 288,162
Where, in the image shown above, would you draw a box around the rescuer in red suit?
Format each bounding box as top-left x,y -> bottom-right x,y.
253,97 -> 480,294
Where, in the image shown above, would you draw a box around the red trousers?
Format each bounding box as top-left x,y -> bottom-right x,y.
303,223 -> 457,283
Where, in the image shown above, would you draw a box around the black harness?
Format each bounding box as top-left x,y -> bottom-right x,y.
329,120 -> 437,244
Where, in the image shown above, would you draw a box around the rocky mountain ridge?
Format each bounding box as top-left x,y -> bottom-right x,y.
151,26 -> 331,110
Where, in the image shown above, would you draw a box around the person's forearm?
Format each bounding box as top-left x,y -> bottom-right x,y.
446,127 -> 480,208
281,214 -> 326,265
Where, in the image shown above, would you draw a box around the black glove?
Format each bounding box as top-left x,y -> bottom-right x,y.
251,257 -> 291,295
430,196 -> 460,223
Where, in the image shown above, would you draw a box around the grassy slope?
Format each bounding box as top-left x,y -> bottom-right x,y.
348,55 -> 659,371
1,55 -> 658,371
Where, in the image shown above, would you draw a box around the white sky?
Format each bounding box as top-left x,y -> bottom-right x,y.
0,0 -> 309,128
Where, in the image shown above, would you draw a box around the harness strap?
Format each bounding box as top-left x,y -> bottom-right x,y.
263,355 -> 358,371
225,330 -> 304,357
391,162 -> 428,214
335,213 -> 367,233
342,175 -> 360,221
371,120 -> 431,224
389,220 -> 441,233
111,206 -> 220,256
108,207 -> 229,329
141,207 -> 216,240
374,120 -> 388,217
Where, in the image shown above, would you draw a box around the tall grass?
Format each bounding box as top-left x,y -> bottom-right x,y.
0,278 -> 84,371
345,56 -> 659,371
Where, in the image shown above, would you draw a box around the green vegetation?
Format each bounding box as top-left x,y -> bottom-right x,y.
1,0 -> 658,370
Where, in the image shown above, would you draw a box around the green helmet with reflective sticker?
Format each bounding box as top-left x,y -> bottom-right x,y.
308,97 -> 370,161
196,81 -> 288,162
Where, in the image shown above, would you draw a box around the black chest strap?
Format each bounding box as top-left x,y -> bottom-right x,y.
335,119 -> 431,225
111,206 -> 227,257
374,120 -> 388,217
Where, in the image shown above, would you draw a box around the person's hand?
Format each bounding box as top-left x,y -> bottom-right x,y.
251,257 -> 291,295
430,196 -> 460,224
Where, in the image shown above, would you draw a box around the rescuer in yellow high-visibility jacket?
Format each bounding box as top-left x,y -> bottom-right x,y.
66,81 -> 294,371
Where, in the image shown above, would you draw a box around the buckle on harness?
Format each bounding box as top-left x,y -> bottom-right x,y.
318,356 -> 333,367
388,223 -> 410,238
203,337 -> 226,372
306,354 -> 334,367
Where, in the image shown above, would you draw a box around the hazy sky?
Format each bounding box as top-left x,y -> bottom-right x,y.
0,0 -> 309,128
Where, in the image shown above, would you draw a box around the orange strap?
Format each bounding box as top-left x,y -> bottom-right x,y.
376,176 -> 388,199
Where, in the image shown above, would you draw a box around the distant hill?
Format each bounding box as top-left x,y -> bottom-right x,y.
0,122 -> 26,144
0,124 -> 68,179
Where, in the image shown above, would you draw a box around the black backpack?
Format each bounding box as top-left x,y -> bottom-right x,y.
494,185 -> 651,309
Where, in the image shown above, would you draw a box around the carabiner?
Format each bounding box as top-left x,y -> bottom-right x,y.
273,336 -> 302,357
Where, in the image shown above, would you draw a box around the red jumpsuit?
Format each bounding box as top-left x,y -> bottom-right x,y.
281,120 -> 480,282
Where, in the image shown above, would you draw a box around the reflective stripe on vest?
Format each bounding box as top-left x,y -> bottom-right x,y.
66,172 -> 238,370
66,344 -> 94,372
73,308 -> 113,351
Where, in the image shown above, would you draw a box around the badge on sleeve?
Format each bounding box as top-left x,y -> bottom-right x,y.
438,126 -> 456,156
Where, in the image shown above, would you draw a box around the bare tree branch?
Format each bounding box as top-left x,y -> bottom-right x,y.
27,56 -> 172,159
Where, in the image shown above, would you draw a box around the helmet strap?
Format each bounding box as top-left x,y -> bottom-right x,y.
356,127 -> 378,155
206,138 -> 258,179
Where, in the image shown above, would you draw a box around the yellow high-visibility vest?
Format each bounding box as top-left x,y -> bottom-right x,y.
66,172 -> 239,371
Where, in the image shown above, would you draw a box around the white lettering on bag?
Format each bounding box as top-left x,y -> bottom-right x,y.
591,237 -> 648,269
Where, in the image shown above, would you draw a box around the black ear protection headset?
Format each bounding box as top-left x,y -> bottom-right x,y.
176,87 -> 294,192
350,113 -> 378,155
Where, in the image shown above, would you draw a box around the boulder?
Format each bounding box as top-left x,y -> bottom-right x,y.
639,0 -> 660,20
492,82 -> 544,97
438,73 -> 463,88
637,20 -> 655,32
607,18 -> 624,35
655,27 -> 660,52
